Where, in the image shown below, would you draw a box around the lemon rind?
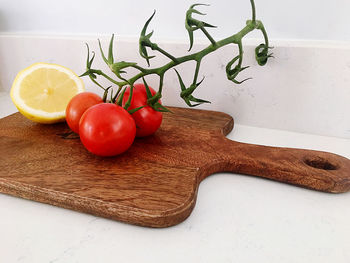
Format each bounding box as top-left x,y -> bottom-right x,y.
10,63 -> 85,122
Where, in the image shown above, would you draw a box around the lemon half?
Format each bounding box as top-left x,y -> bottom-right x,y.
10,63 -> 85,124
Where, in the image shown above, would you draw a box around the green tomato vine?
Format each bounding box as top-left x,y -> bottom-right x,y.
81,0 -> 273,112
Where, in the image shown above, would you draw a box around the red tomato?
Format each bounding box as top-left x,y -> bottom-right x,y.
79,103 -> 136,156
122,83 -> 162,137
66,92 -> 103,134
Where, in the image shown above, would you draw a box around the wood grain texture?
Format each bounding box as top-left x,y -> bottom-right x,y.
0,107 -> 350,227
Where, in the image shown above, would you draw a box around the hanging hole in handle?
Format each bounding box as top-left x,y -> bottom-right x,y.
304,156 -> 339,170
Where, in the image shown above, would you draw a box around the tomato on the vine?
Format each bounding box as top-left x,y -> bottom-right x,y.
122,83 -> 162,137
66,92 -> 103,134
79,103 -> 136,156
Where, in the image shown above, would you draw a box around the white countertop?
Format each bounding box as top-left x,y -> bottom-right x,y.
1,92 -> 350,263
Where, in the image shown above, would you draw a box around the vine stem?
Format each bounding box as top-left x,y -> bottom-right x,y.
193,60 -> 201,85
98,20 -> 260,87
158,74 -> 164,94
151,44 -> 178,62
237,41 -> 244,67
82,0 -> 272,109
200,27 -> 216,46
250,0 -> 256,23
257,22 -> 269,47
92,69 -> 122,86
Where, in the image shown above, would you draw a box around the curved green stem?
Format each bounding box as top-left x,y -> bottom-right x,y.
200,27 -> 216,46
91,69 -> 123,86
250,0 -> 256,23
131,64 -> 150,73
257,21 -> 269,47
112,85 -> 124,102
237,41 -> 244,67
123,84 -> 134,109
151,44 -> 178,62
193,60 -> 201,85
158,74 -> 164,94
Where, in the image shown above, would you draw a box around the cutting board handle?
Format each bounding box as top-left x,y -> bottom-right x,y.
209,138 -> 350,193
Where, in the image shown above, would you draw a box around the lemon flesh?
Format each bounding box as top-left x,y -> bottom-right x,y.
10,63 -> 85,124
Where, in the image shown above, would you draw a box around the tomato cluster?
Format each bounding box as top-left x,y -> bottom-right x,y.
65,84 -> 163,156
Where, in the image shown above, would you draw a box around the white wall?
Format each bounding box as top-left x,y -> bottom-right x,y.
1,0 -> 350,41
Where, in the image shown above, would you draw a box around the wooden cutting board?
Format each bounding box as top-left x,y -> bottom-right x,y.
1,107 -> 350,227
